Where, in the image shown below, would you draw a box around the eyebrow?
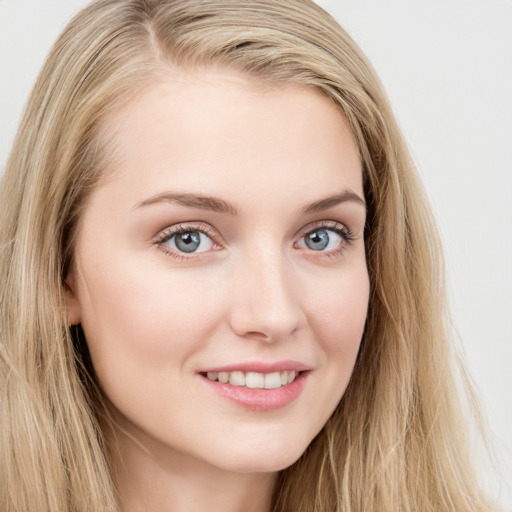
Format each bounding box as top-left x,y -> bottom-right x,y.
133,189 -> 366,216
300,190 -> 366,214
133,192 -> 239,216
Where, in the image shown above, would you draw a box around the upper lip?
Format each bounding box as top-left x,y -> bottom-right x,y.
199,360 -> 311,374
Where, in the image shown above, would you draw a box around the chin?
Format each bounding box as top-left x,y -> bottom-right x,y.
211,437 -> 309,474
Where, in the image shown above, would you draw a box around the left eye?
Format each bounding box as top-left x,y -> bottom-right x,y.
297,228 -> 343,252
164,230 -> 214,253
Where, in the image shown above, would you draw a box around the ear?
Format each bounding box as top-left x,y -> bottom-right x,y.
64,268 -> 82,326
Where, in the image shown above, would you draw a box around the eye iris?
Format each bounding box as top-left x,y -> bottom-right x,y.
305,229 -> 329,251
175,231 -> 201,253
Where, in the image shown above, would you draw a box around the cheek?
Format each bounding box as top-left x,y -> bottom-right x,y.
77,256 -> 225,391
302,263 -> 369,407
305,265 -> 369,353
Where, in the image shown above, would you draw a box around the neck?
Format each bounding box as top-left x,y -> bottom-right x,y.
109,423 -> 276,512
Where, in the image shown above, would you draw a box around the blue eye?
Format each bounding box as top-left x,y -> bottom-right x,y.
298,228 -> 343,252
165,230 -> 213,253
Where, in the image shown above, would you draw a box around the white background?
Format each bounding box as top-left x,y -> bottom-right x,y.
1,1 -> 511,508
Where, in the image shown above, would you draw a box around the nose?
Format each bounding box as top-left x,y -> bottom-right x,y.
228,246 -> 303,342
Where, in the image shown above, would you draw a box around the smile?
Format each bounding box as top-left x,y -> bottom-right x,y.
204,370 -> 299,389
199,366 -> 309,411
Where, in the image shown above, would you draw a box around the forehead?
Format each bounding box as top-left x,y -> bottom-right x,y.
92,67 -> 363,209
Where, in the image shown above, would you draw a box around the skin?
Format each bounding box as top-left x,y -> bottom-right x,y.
67,67 -> 369,512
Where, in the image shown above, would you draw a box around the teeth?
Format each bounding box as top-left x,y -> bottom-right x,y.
205,370 -> 300,388
246,372 -> 264,388
229,371 -> 245,386
264,372 -> 282,389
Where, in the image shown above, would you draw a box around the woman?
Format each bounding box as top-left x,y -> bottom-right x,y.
0,1 -> 495,511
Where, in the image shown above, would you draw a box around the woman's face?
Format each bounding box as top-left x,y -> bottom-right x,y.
67,68 -> 369,474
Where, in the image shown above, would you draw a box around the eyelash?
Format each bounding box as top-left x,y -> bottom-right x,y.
153,220 -> 355,261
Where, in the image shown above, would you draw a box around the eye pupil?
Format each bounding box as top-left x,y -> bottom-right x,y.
175,231 -> 201,253
305,229 -> 329,251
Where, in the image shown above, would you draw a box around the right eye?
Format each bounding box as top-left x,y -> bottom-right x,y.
161,229 -> 214,254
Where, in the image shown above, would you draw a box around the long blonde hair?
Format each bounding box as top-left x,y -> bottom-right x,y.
0,1 -> 494,510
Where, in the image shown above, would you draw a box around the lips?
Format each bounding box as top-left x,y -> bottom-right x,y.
198,361 -> 310,411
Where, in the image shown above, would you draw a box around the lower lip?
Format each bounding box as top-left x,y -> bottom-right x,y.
200,371 -> 309,411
